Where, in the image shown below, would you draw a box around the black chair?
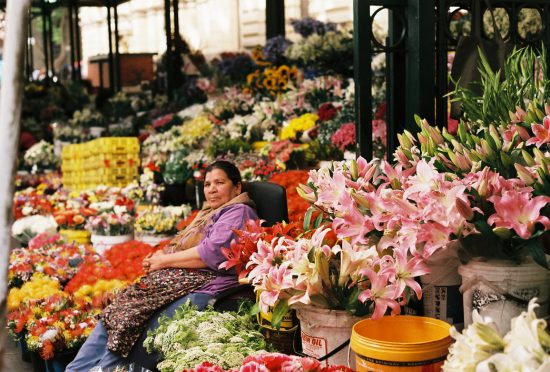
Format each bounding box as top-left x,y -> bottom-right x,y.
197,181 -> 289,227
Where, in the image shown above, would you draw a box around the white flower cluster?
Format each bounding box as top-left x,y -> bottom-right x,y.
23,140 -> 60,172
443,298 -> 550,372
11,215 -> 58,244
144,302 -> 267,372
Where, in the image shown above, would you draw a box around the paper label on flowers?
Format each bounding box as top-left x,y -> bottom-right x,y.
301,330 -> 328,361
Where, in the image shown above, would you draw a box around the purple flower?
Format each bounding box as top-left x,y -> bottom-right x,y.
263,36 -> 292,65
290,17 -> 337,38
215,53 -> 257,83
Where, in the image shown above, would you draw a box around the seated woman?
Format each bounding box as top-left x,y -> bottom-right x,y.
66,161 -> 258,372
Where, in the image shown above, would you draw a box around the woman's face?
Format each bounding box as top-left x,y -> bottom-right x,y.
204,168 -> 241,209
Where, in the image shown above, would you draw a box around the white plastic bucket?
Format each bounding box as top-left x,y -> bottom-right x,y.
295,306 -> 364,368
458,257 -> 550,334
91,234 -> 134,255
136,234 -> 172,246
420,244 -> 464,330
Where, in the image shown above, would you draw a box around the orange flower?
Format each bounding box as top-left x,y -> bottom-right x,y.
73,215 -> 85,225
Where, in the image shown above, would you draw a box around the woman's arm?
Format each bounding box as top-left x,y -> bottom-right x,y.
145,248 -> 207,273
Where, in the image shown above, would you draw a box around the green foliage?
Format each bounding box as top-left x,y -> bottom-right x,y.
450,47 -> 550,128
207,137 -> 252,158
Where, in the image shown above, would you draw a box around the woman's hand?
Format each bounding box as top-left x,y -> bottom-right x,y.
142,251 -> 167,273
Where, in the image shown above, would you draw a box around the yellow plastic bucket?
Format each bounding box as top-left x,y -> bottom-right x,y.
350,316 -> 453,372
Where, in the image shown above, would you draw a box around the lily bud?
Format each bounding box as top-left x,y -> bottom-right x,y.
480,139 -> 495,158
514,163 -> 536,185
493,227 -> 512,239
350,160 -> 358,180
488,125 -> 502,150
455,198 -> 474,221
351,191 -> 371,209
398,133 -> 412,149
477,178 -> 488,198
522,150 -> 536,166
474,323 -> 505,349
545,103 -> 550,116
296,184 -> 317,203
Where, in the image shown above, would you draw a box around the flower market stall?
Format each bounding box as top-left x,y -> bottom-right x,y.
4,9 -> 550,372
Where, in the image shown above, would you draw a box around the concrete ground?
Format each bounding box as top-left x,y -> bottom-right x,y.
3,339 -> 35,372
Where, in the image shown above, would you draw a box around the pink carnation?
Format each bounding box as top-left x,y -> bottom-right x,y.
331,123 -> 356,151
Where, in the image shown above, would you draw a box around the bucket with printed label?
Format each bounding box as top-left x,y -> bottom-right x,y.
350,315 -> 453,372
420,244 -> 464,330
295,306 -> 364,368
458,257 -> 550,333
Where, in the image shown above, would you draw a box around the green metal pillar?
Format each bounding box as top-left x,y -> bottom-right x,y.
266,0 -> 285,39
353,0 -> 372,159
405,0 -> 435,127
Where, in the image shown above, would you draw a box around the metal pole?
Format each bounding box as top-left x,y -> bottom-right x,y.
114,3 -> 121,91
47,5 -> 55,78
68,0 -> 77,81
266,0 -> 285,39
28,13 -> 34,75
74,0 -> 82,80
164,0 -> 173,97
173,0 -> 179,40
41,1 -> 50,84
106,3 -> 115,93
353,0 -> 372,159
0,0 -> 32,360
406,0 -> 434,127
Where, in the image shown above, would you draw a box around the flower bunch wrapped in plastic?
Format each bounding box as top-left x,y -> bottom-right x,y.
54,207 -> 97,230
23,140 -> 60,173
86,198 -> 135,236
443,298 -> 550,371
135,204 -> 192,236
11,215 -> 57,244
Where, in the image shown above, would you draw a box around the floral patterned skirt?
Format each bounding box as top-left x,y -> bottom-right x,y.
101,268 -> 215,357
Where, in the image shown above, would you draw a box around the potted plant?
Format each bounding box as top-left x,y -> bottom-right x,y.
86,200 -> 135,255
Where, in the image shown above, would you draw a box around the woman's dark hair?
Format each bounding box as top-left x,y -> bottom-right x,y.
204,160 -> 242,186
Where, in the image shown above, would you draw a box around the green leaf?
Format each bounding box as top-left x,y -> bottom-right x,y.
271,300 -> 291,330
249,302 -> 261,316
303,208 -> 313,231
313,213 -> 324,229
526,240 -> 549,270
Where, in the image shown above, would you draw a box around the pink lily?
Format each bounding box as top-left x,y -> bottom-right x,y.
526,116 -> 550,148
358,269 -> 401,319
258,262 -> 294,313
487,191 -> 550,239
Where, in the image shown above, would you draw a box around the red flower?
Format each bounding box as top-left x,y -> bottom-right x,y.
317,102 -> 341,122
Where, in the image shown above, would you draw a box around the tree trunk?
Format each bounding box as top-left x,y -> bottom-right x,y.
0,1 -> 31,369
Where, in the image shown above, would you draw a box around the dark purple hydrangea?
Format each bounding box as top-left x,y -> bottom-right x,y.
215,54 -> 257,82
290,17 -> 337,38
263,35 -> 292,65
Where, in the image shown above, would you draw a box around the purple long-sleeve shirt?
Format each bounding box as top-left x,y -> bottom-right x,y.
194,203 -> 258,296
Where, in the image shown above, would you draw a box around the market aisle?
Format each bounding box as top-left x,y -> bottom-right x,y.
3,339 -> 34,371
